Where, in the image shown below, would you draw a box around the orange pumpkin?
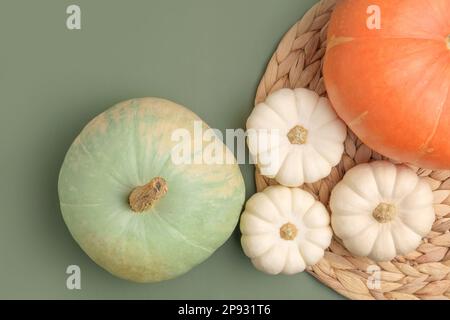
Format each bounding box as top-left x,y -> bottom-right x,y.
324,0 -> 450,169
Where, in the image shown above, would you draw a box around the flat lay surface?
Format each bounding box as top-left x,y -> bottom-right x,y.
0,0 -> 342,299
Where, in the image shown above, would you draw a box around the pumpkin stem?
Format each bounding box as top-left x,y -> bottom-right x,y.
447,35 -> 450,50
372,203 -> 396,223
129,177 -> 168,213
287,125 -> 308,145
280,223 -> 298,240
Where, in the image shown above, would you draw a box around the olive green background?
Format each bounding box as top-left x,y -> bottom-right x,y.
0,0 -> 342,299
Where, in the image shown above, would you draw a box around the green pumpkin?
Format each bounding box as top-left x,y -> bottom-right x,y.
58,98 -> 245,283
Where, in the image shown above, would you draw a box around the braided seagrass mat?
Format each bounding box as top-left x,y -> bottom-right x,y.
253,0 -> 450,300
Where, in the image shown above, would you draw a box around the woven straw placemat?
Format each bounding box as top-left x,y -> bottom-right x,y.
253,0 -> 450,300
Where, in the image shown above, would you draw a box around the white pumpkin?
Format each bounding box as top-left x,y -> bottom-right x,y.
330,161 -> 435,262
240,186 -> 332,275
246,88 -> 347,187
